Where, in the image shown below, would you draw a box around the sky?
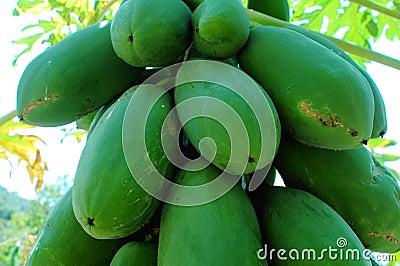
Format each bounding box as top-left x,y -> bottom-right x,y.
0,0 -> 399,200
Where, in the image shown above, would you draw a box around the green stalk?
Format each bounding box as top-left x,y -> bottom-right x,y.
246,9 -> 400,71
320,34 -> 400,70
0,110 -> 17,127
349,0 -> 400,20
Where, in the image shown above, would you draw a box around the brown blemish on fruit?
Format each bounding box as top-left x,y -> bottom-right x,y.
128,35 -> 133,42
21,94 -> 59,120
299,101 -> 344,128
347,128 -> 359,137
299,101 -> 359,138
248,156 -> 255,163
76,106 -> 100,119
367,232 -> 400,245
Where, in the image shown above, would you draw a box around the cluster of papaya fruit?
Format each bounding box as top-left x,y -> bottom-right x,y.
17,0 -> 400,265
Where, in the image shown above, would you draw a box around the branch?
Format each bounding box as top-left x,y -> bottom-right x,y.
0,110 -> 17,127
95,0 -> 120,23
0,237 -> 18,246
348,0 -> 400,20
246,9 -> 400,71
321,34 -> 400,70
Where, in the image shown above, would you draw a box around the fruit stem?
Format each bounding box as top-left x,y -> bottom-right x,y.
348,0 -> 400,20
246,9 -> 400,70
0,110 -> 17,127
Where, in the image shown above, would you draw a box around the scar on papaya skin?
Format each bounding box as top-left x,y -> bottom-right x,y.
87,217 -> 95,226
367,232 -> 400,246
128,35 -> 133,42
77,106 -> 100,119
299,101 -> 359,137
21,94 -> 59,120
248,156 -> 255,163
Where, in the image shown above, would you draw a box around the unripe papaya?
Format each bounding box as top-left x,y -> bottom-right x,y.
174,59 -> 280,175
274,136 -> 400,253
237,26 -> 374,150
110,241 -> 158,266
110,0 -> 192,67
158,161 -> 265,265
192,0 -> 250,59
73,85 -> 178,239
26,188 -> 127,266
248,0 -> 290,22
250,186 -> 371,265
286,26 -> 387,139
16,21 -> 145,127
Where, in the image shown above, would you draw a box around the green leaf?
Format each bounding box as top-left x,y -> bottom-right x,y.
16,0 -> 45,12
21,19 -> 56,33
374,153 -> 400,162
12,33 -> 44,66
367,138 -> 397,149
364,13 -> 378,38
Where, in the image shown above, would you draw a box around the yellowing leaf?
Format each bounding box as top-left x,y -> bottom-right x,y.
367,138 -> 397,149
0,119 -> 48,192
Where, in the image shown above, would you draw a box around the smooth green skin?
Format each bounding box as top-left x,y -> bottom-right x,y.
286,26 -> 387,139
72,85 -> 176,239
237,26 -> 374,150
110,242 -> 158,266
248,0 -> 290,22
158,162 -> 265,265
192,0 -> 250,59
174,61 -> 280,175
16,21 -> 145,127
250,186 -> 371,266
110,0 -> 192,67
26,189 -> 126,266
274,136 -> 400,253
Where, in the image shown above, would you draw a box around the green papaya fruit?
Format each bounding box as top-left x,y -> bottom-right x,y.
237,26 -> 374,150
110,0 -> 192,67
174,59 -> 280,175
17,21 -> 145,127
186,45 -> 239,66
286,26 -> 387,139
273,136 -> 400,253
73,85 -> 179,239
158,161 -> 265,265
110,241 -> 158,266
248,0 -> 290,22
192,0 -> 250,59
26,188 -> 127,266
250,186 -> 371,265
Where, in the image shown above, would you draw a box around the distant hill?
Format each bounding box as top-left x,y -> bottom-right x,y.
0,186 -> 32,221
